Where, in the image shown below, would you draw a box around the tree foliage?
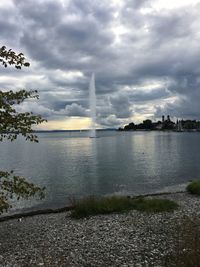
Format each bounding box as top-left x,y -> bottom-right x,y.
0,171 -> 45,213
0,46 -> 46,214
0,90 -> 45,142
0,46 -> 30,69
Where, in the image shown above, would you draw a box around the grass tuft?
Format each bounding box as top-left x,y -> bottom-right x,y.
186,180 -> 200,195
71,196 -> 178,219
131,197 -> 179,213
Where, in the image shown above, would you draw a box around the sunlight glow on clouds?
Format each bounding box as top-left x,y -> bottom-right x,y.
53,70 -> 84,82
36,117 -> 91,130
112,25 -> 129,44
111,0 -> 124,7
0,0 -> 13,7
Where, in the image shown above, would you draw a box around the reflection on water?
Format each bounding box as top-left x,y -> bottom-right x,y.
0,131 -> 200,212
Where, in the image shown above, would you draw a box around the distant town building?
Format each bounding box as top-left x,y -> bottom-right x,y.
161,115 -> 175,130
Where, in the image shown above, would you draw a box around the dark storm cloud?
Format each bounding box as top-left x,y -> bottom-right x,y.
110,93 -> 132,118
14,0 -> 116,72
1,0 -> 200,128
15,0 -> 62,27
98,115 -> 127,127
0,6 -> 21,46
68,0 -> 114,24
129,88 -> 170,102
0,19 -> 18,40
155,95 -> 200,120
39,93 -> 74,111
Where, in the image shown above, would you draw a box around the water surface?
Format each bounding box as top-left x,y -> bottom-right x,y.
0,131 -> 199,213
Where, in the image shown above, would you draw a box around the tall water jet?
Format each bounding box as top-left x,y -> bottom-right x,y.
89,73 -> 96,138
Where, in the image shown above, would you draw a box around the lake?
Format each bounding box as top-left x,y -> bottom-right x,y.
0,130 -> 199,214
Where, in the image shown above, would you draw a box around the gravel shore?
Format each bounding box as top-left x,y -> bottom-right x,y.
0,192 -> 199,267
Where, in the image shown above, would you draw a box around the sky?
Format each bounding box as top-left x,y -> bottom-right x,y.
1,0 -> 200,130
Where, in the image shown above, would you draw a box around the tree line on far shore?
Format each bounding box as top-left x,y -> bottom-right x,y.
119,118 -> 200,131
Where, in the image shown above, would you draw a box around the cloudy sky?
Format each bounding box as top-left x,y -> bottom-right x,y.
1,0 -> 200,129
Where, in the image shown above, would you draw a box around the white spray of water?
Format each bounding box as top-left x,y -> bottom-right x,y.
89,73 -> 96,138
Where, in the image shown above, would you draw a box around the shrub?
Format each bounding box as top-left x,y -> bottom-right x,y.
71,196 -> 178,219
186,180 -> 200,195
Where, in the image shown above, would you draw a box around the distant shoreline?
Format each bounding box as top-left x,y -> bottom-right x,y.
119,129 -> 200,132
33,129 -> 200,133
34,128 -> 117,133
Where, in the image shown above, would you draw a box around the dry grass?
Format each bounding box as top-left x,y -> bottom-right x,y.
163,216 -> 200,267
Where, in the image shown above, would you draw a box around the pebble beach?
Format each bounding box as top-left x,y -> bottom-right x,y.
0,192 -> 199,267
